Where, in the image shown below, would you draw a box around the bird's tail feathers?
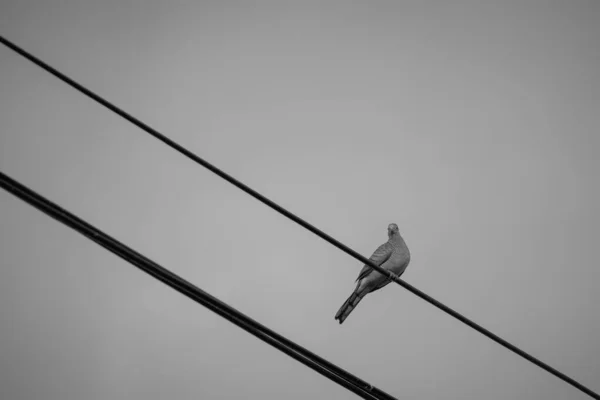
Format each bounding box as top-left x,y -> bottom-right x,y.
334,290 -> 365,324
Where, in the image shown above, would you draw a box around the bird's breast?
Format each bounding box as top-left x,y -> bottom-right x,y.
390,244 -> 410,264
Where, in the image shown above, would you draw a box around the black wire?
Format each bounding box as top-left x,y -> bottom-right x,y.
0,171 -> 396,400
0,34 -> 597,400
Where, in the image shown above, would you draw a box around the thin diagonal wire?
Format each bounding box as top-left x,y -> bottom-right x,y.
0,170 -> 396,400
1,35 -> 597,400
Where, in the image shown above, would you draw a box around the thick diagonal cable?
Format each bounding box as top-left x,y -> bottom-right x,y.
1,35 -> 597,400
0,170 -> 396,400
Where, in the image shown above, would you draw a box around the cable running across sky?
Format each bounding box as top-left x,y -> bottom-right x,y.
0,35 -> 597,400
0,170 -> 397,400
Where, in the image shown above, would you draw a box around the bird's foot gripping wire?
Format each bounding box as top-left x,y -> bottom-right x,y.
387,272 -> 398,282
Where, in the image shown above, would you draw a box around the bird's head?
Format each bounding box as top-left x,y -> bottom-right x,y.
387,223 -> 399,237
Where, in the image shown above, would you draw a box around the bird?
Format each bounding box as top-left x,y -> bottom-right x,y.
334,223 -> 410,324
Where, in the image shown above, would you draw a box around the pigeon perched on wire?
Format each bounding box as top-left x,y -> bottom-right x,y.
335,223 -> 410,324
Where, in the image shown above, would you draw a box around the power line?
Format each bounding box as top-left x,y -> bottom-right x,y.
1,34 -> 597,400
0,170 -> 397,400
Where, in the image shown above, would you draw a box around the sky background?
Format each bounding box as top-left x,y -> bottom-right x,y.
1,1 -> 599,399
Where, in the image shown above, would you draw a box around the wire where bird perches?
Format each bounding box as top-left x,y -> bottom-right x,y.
0,171 -> 396,400
0,34 -> 597,400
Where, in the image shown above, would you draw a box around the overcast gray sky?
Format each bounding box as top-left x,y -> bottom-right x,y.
1,1 -> 599,399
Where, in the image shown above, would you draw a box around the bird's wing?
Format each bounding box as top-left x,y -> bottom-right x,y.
355,241 -> 393,282
369,263 -> 408,293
